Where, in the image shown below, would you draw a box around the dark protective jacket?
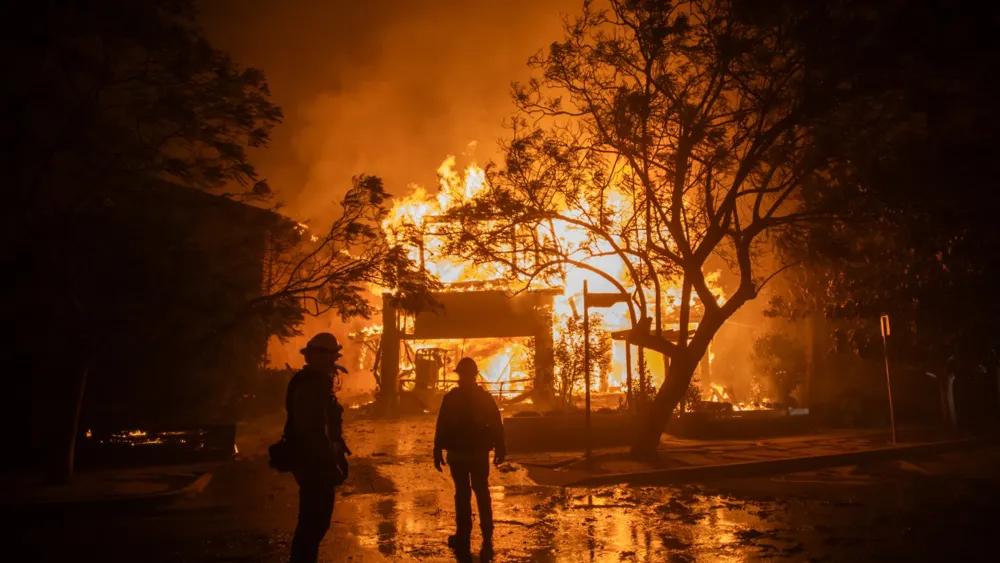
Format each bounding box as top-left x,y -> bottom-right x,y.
284,365 -> 347,468
434,385 -> 506,456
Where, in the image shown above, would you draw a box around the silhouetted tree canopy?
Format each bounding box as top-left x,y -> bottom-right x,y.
1,0 -> 281,206
769,0 -> 1000,383
0,0 -> 433,480
441,0 -> 892,456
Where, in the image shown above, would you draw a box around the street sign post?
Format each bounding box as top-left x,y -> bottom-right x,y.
582,286 -> 629,458
880,314 -> 897,444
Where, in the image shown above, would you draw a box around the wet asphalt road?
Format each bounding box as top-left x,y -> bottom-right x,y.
11,421 -> 1000,562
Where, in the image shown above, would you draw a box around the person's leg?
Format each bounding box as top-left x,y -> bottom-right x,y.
449,461 -> 473,542
314,486 -> 336,550
291,472 -> 336,563
469,455 -> 493,543
291,474 -> 316,563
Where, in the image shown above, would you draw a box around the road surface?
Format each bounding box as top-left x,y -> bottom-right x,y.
10,420 -> 1000,562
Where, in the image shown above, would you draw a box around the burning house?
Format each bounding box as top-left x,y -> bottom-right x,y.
350,155 -> 756,415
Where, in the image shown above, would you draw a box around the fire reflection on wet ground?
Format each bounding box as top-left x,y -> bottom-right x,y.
326,420 -> 804,562
335,417 -> 809,561
340,481 -> 808,562
12,414 -> 999,562
328,418 -> 998,562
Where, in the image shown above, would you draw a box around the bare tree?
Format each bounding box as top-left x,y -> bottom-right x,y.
444,0 -> 856,457
253,175 -> 439,332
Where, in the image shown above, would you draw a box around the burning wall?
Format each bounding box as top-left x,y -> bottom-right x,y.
378,289 -> 558,407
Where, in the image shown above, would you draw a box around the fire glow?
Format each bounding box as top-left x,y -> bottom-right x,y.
370,152 -> 732,403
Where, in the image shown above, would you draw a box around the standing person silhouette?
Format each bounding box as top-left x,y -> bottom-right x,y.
284,333 -> 350,563
433,357 -> 506,553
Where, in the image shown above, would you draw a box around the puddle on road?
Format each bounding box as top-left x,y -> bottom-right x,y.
539,487 -> 797,562
340,483 -> 801,562
337,419 -> 809,560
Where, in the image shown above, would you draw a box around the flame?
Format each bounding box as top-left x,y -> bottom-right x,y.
349,324 -> 383,340
704,383 -> 766,412
709,383 -> 728,402
107,429 -> 165,446
391,338 -> 533,401
478,343 -> 531,397
380,159 -> 496,285
369,150 -> 727,394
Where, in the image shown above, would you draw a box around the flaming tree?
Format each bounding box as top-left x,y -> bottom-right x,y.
444,0 -> 857,456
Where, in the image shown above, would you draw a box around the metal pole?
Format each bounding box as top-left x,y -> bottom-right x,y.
638,346 -> 646,409
584,280 -> 592,457
625,340 -> 633,413
880,314 -> 897,444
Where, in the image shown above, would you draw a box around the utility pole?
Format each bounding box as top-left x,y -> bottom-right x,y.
880,314 -> 897,443
625,341 -> 633,412
581,285 -> 629,457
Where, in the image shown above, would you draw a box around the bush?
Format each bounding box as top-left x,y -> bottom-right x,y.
751,332 -> 806,400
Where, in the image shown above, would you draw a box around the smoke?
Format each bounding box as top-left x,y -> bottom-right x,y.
201,0 -> 581,220
201,0 -> 582,385
201,2 -> 784,400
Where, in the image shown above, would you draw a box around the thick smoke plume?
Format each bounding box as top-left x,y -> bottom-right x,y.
201,0 -> 579,386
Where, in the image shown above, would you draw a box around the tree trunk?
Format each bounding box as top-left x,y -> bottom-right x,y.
48,364 -> 88,484
630,355 -> 697,458
995,366 -> 1000,421
943,373 -> 957,430
627,304 -> 731,459
803,313 -> 818,408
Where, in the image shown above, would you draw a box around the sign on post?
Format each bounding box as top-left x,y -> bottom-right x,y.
880,314 -> 897,444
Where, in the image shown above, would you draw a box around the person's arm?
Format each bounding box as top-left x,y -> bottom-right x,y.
433,393 -> 452,471
488,393 -> 506,464
328,395 -> 351,455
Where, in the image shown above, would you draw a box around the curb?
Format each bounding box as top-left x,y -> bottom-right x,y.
565,436 -> 998,487
0,472 -> 213,510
